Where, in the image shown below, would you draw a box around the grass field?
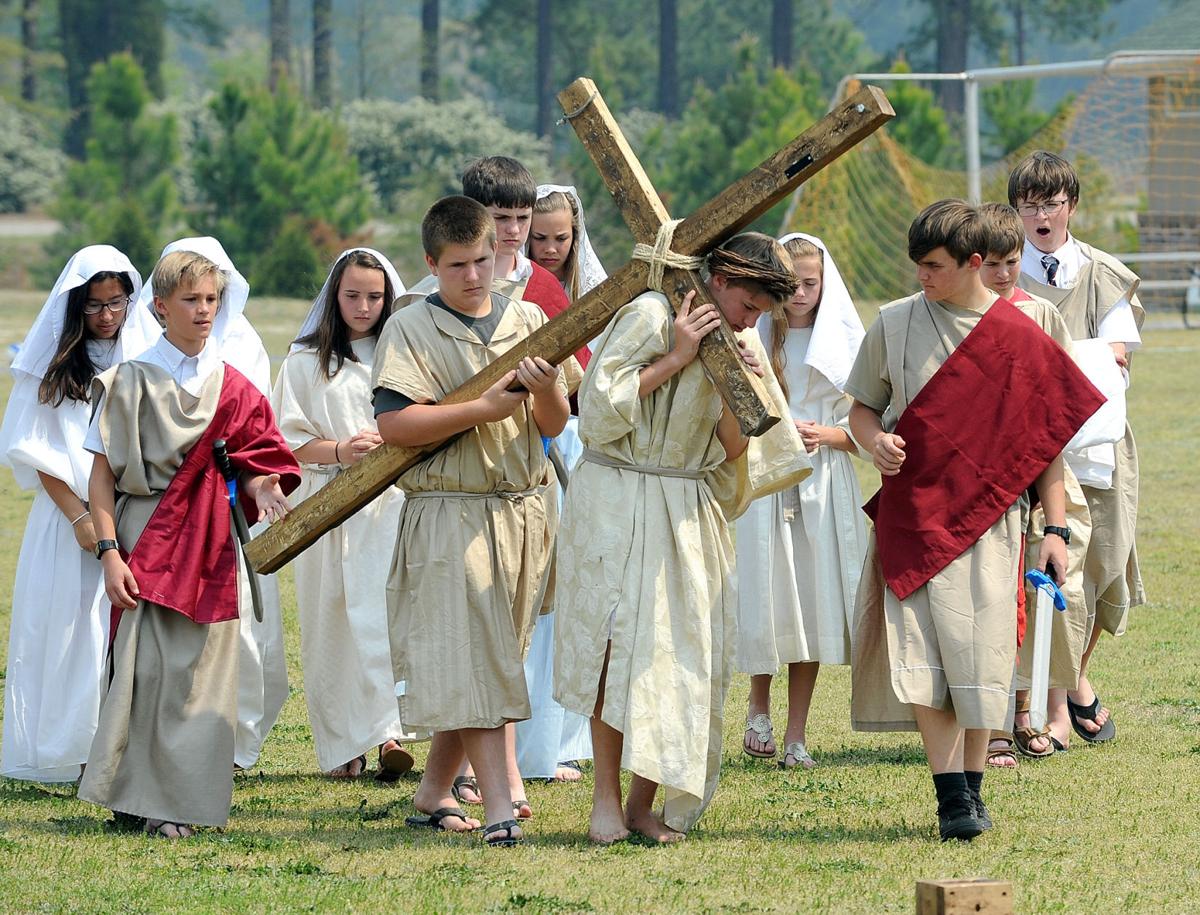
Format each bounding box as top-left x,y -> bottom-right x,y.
0,292 -> 1197,913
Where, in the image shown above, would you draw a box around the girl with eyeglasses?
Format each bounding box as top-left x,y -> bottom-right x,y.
0,246 -> 160,782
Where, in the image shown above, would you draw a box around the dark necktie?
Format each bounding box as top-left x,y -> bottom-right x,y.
1041,254 -> 1060,287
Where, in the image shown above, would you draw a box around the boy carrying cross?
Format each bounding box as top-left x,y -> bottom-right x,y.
372,196 -> 569,847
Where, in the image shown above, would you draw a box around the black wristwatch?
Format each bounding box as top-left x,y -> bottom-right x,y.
95,539 -> 119,559
1043,525 -> 1071,545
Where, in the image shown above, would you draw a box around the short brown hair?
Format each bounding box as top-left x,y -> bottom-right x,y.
978,203 -> 1024,258
907,199 -> 986,265
421,195 -> 497,261
461,156 -> 536,209
707,232 -> 797,307
1007,150 -> 1080,207
151,250 -> 228,301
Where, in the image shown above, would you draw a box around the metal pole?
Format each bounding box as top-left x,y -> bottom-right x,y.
965,77 -> 981,204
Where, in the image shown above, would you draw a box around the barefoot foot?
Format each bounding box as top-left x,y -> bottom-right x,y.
625,809 -> 684,844
589,805 -> 631,844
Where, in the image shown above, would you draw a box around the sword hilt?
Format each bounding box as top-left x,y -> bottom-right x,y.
213,439 -> 236,482
1023,568 -> 1067,611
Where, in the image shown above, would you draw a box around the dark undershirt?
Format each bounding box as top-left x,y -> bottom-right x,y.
373,293 -> 509,416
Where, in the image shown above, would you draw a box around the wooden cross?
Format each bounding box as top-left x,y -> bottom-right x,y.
245,79 -> 894,573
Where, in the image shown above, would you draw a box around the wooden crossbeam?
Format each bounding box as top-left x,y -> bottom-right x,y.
244,80 -> 894,574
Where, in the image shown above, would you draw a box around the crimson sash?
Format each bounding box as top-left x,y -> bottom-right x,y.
115,365 -> 300,631
864,298 -> 1104,599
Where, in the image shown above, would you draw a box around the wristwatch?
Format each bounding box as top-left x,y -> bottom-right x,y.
94,539 -> 119,559
1043,525 -> 1071,545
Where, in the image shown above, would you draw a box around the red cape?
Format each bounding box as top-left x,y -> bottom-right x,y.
523,262 -> 591,370
864,297 -> 1105,600
117,365 -> 300,630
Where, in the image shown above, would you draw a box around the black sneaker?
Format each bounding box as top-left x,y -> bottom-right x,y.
938,794 -> 983,842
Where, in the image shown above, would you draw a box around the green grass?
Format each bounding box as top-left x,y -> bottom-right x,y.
0,296 -> 1198,912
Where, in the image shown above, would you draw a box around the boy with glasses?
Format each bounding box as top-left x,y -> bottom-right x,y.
1008,150 -> 1144,749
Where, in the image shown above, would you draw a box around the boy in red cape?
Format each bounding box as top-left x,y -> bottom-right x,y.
846,200 -> 1103,841
79,251 -> 299,839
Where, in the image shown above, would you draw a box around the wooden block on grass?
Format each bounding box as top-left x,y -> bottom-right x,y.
916,879 -> 1013,915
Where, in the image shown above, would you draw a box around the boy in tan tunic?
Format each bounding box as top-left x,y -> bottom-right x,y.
80,251 -> 299,838
846,200 -> 1085,841
373,196 -> 568,847
1009,151 -> 1144,748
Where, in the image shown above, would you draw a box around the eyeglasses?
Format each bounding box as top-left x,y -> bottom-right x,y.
1016,199 -> 1070,218
82,296 -> 130,316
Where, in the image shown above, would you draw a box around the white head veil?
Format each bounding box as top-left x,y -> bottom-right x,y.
771,232 -> 865,393
532,184 -> 608,298
291,247 -> 405,352
2,245 -> 160,495
11,245 -> 159,381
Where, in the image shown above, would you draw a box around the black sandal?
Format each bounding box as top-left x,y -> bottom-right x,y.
404,806 -> 476,832
451,775 -> 481,805
1067,694 -> 1116,743
375,740 -> 414,783
484,818 -> 523,847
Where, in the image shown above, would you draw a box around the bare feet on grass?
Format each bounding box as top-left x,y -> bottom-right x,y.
588,799 -> 630,845
625,809 -> 684,844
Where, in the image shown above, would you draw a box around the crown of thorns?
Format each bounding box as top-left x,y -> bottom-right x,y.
707,248 -> 798,301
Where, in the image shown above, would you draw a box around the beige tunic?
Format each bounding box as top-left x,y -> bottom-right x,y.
847,293 -> 1069,732
78,363 -> 242,827
553,293 -> 809,832
373,297 -> 564,732
270,339 -> 409,770
1020,244 -> 1145,635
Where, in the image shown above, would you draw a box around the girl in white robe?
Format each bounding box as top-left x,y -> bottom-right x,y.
0,246 -> 160,782
736,233 -> 869,769
270,247 -> 413,778
132,236 -> 286,769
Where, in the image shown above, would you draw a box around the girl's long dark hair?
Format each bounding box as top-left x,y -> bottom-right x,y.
294,250 -> 396,380
38,271 -> 135,406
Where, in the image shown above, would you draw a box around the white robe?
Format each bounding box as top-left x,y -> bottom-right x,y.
735,326 -> 868,671
0,342 -> 118,782
270,338 -> 408,770
515,417 -> 593,778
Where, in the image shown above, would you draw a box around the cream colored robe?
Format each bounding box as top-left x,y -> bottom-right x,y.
1021,243 -> 1145,635
78,363 -> 243,827
848,294 -> 1070,732
735,326 -> 868,671
270,338 -> 409,771
553,293 -> 810,833
373,297 -> 565,732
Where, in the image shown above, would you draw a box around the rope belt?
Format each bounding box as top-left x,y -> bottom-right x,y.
580,448 -> 705,481
404,485 -> 544,503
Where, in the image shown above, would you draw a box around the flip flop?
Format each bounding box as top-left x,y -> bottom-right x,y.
483,818 -> 523,847
452,774 -> 481,805
375,741 -> 414,783
743,713 -> 776,759
512,799 -> 532,820
404,806 -> 477,832
1067,694 -> 1116,744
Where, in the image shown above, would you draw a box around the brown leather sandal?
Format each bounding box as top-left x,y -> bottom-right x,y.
1012,696 -> 1054,759
986,732 -> 1020,768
